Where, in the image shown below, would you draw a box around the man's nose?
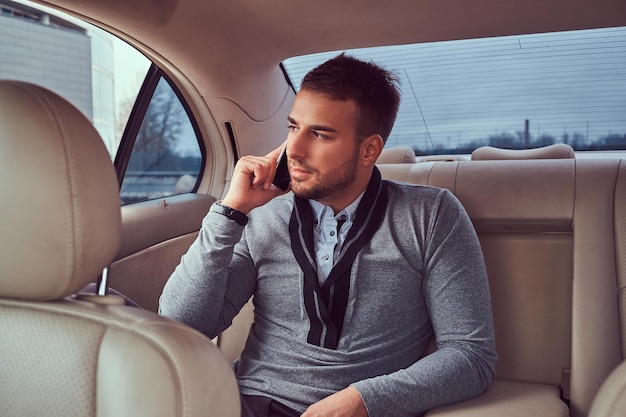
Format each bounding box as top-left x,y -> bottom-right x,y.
286,130 -> 306,160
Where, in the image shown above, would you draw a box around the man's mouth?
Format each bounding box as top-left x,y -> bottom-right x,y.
289,163 -> 313,180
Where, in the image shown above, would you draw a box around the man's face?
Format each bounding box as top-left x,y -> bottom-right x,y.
286,89 -> 365,209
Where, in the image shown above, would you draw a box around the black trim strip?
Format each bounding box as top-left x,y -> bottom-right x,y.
224,121 -> 240,164
289,168 -> 388,349
114,64 -> 160,188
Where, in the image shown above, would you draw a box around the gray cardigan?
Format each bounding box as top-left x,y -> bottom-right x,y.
160,180 -> 496,416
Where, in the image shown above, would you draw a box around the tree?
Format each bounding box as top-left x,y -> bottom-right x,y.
598,133 -> 626,150
531,134 -> 555,148
488,132 -> 521,149
135,80 -> 187,154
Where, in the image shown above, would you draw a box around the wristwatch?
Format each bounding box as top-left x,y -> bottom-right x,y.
211,202 -> 249,226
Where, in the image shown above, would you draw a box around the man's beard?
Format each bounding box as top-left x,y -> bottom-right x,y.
289,148 -> 359,202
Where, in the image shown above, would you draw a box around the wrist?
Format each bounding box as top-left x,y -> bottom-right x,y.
211,201 -> 249,226
220,198 -> 251,215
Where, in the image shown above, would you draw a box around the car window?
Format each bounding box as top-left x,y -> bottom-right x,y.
117,71 -> 204,205
283,27 -> 626,155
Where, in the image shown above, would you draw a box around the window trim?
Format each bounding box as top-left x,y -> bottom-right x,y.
114,64 -> 206,196
114,63 -> 160,187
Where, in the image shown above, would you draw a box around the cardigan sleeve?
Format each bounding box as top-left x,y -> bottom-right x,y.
159,209 -> 257,339
352,189 -> 497,417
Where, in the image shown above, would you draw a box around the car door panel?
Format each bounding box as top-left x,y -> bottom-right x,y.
109,193 -> 214,312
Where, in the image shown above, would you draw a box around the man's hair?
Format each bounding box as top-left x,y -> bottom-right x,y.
300,53 -> 401,143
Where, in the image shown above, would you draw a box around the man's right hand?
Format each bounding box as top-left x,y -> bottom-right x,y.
221,144 -> 288,215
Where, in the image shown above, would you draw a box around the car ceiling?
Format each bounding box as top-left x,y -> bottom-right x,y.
34,0 -> 626,155
37,0 -> 626,93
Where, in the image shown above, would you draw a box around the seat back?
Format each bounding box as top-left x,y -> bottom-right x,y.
589,360 -> 626,417
0,81 -> 239,417
378,156 -> 625,417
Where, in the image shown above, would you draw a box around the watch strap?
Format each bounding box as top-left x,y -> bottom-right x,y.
211,202 -> 249,226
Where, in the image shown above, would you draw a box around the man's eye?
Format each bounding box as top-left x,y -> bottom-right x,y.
287,125 -> 298,133
313,131 -> 329,140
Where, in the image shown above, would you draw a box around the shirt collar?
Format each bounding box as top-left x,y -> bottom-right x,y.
309,191 -> 365,226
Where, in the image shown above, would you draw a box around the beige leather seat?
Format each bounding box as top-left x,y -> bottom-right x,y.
376,145 -> 417,163
376,155 -> 626,417
0,81 -> 240,417
471,143 -> 575,160
589,360 -> 626,417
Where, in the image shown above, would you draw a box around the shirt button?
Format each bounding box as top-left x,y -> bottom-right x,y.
322,254 -> 329,261
330,231 -> 335,237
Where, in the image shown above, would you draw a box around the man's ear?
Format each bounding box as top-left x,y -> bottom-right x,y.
360,134 -> 384,167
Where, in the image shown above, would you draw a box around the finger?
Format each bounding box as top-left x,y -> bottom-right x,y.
239,156 -> 276,189
250,161 -> 272,189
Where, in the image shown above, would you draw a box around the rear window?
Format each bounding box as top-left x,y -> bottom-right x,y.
283,27 -> 626,156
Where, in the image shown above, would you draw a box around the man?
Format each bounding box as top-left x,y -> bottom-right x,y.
160,54 -> 496,417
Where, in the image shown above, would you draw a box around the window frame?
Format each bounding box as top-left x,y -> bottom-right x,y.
114,64 -> 206,200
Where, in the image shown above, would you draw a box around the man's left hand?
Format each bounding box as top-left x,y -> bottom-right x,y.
301,386 -> 368,417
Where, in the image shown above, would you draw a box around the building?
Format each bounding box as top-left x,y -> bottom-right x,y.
0,0 -> 117,154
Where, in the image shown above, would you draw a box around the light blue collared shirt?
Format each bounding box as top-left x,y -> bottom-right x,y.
309,193 -> 364,285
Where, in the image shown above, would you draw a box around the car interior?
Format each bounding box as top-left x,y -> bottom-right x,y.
1,0 -> 625,416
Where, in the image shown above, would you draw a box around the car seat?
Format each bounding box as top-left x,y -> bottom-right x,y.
0,80 -> 240,417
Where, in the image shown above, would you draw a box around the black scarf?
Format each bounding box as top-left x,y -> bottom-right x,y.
289,167 -> 388,349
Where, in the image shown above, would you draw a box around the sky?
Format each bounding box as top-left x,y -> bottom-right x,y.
112,38 -> 150,111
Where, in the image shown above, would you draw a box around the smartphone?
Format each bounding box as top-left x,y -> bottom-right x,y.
272,144 -> 291,191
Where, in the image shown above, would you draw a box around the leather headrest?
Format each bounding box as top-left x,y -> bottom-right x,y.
471,143 -> 575,160
376,145 -> 416,164
0,81 -> 121,300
